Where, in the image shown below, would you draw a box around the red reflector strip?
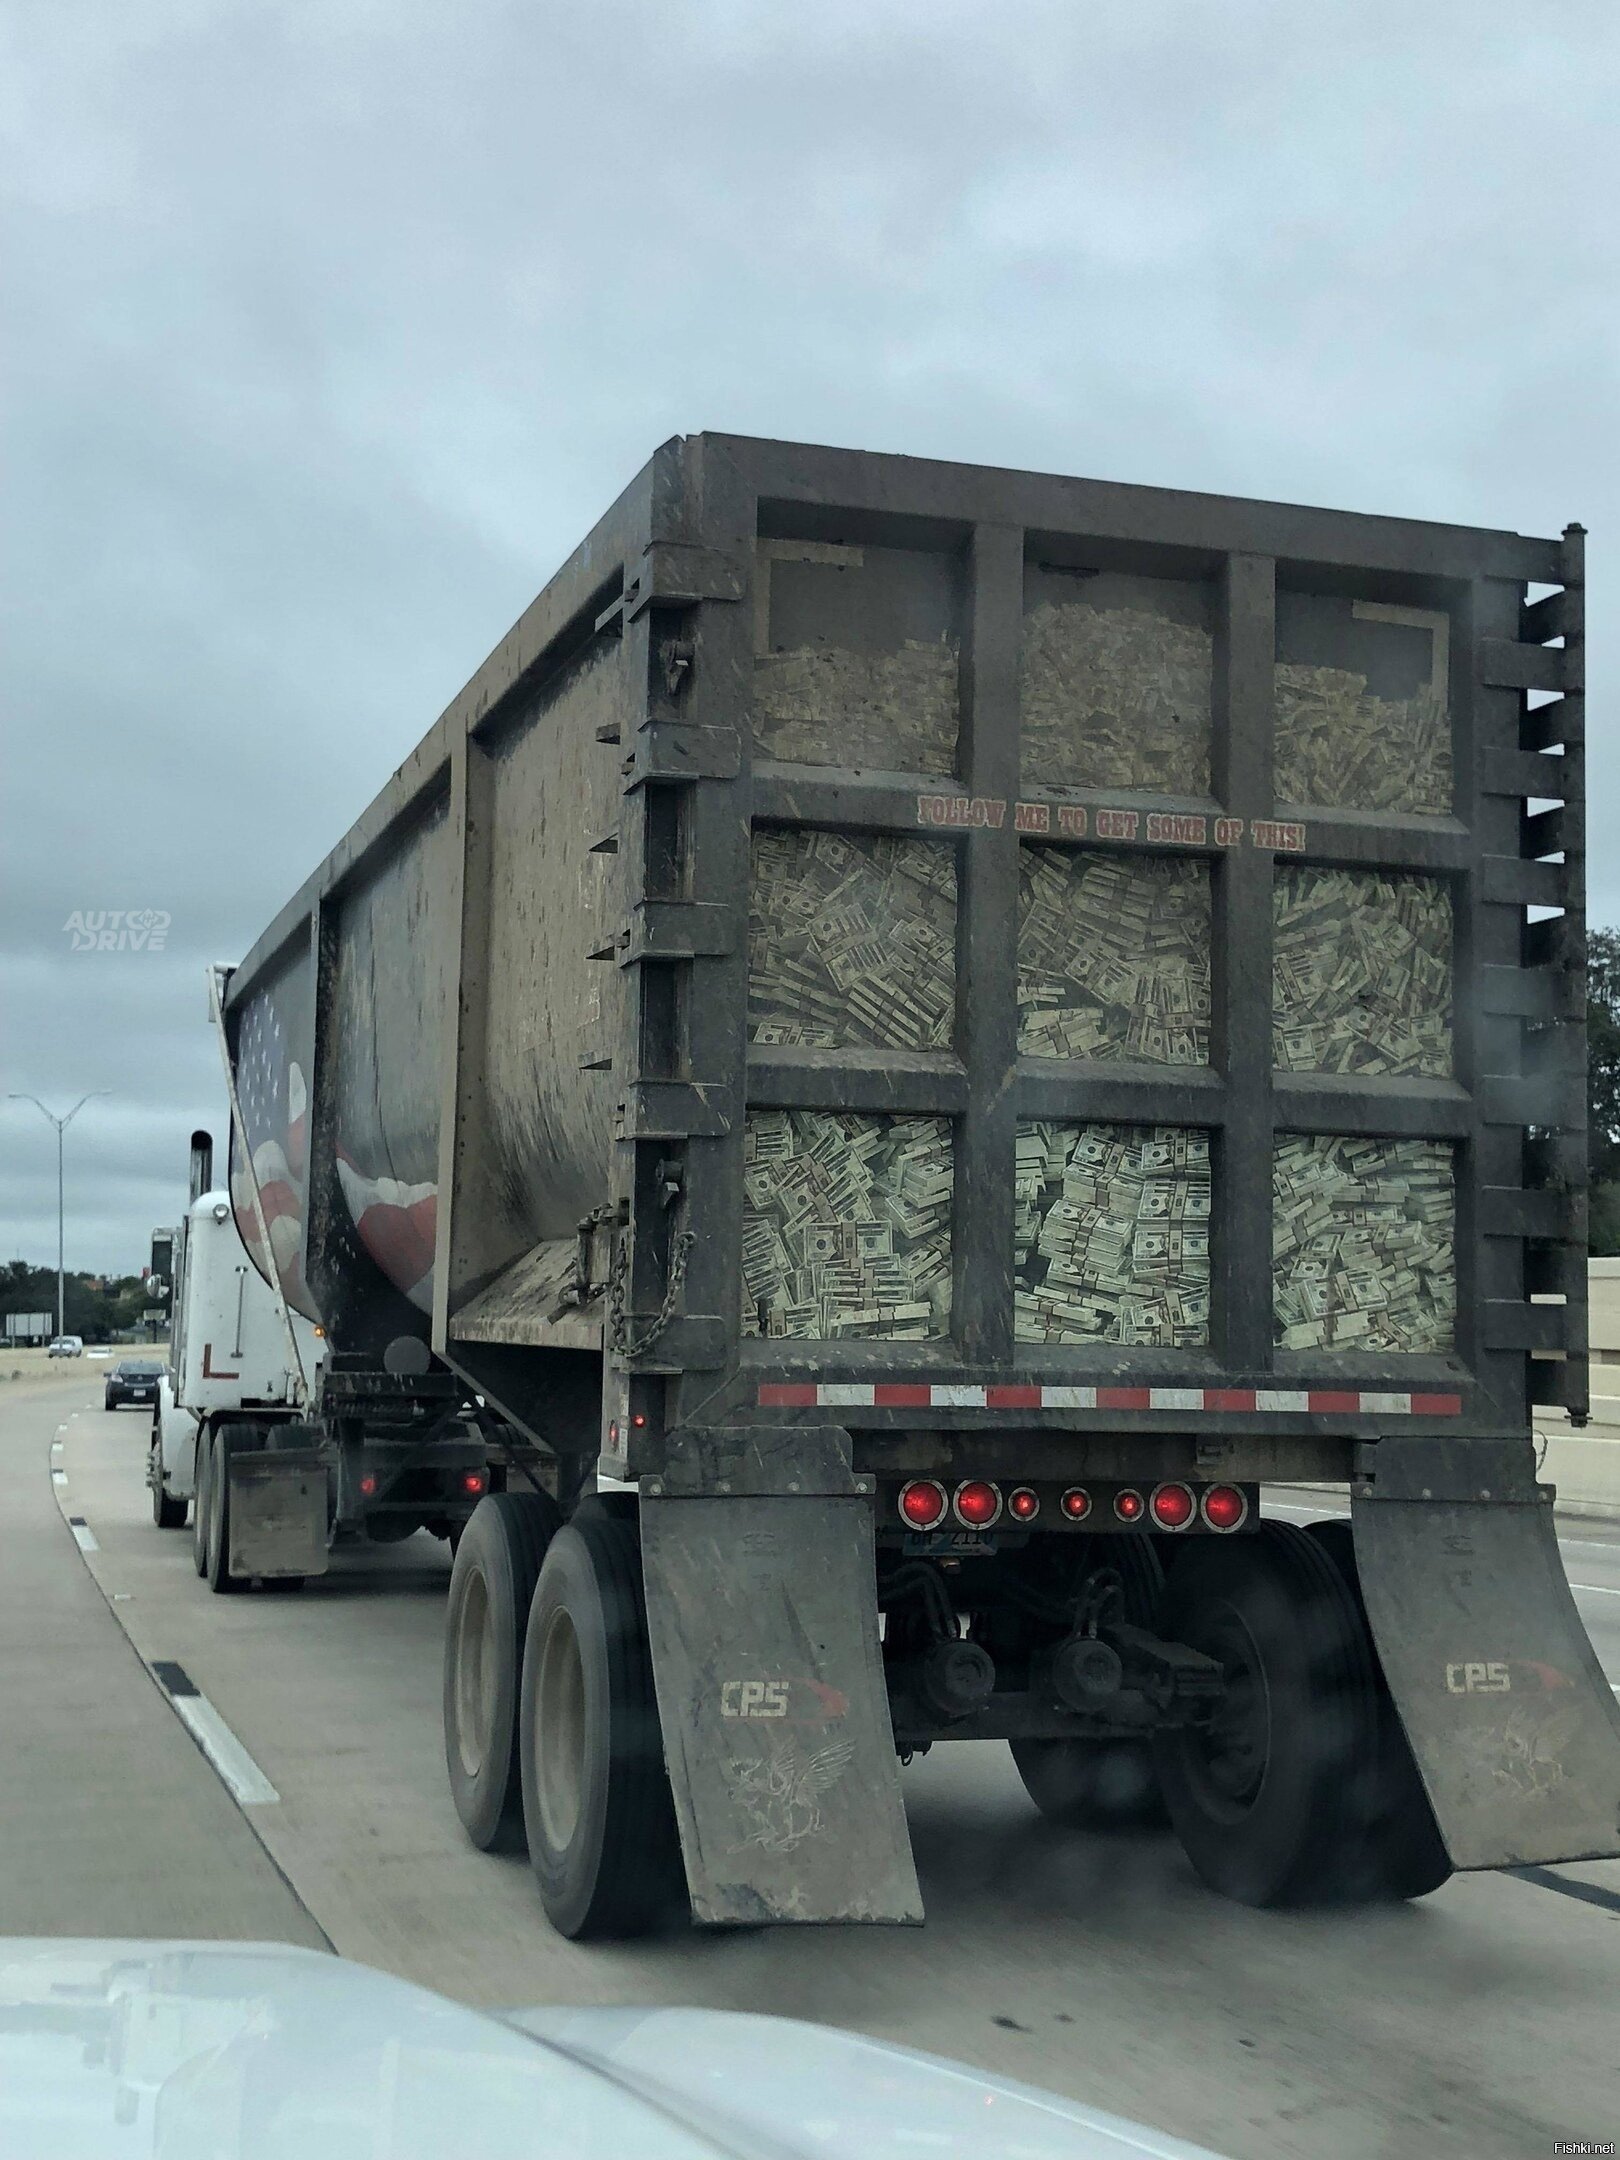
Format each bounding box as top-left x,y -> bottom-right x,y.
758,1383 -> 1463,1416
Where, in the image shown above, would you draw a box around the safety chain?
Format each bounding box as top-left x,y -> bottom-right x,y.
607,1226 -> 696,1360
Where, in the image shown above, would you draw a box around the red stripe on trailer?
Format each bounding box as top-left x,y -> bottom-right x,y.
756,1382 -> 1466,1413
986,1384 -> 1043,1409
1411,1392 -> 1464,1416
759,1383 -> 818,1407
1097,1387 -> 1152,1410
1306,1390 -> 1363,1414
1205,1388 -> 1257,1413
873,1383 -> 933,1407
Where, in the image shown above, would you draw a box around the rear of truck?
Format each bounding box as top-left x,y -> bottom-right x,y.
227,431 -> 1619,1933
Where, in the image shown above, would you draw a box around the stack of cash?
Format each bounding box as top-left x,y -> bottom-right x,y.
741,1108 -> 953,1339
1021,602 -> 1212,794
1273,866 -> 1452,1076
1014,1121 -> 1211,1346
1272,1134 -> 1455,1353
753,638 -> 960,774
1019,849 -> 1211,1062
748,829 -> 957,1051
1274,667 -> 1451,815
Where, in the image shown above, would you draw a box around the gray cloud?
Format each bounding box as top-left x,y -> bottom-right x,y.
3,0 -> 1617,1267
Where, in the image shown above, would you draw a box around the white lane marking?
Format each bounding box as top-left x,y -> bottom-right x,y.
171,1695 -> 279,1806
50,1440 -> 62,1455
1570,1582 -> 1620,1598
68,1521 -> 99,1553
51,1469 -> 67,1486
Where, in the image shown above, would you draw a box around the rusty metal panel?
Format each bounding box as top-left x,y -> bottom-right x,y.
741,1110 -> 952,1340
1272,865 -> 1453,1078
480,639 -> 630,1245
747,828 -> 956,1051
1018,848 -> 1210,1063
1020,566 -> 1214,794
640,1491 -> 922,1925
1273,1136 -> 1455,1354
1013,1123 -> 1211,1346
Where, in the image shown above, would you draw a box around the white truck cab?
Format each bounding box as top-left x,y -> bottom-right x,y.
149,1132 -> 323,1528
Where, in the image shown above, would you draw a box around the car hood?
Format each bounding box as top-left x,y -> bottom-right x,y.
0,1942 -> 1224,2159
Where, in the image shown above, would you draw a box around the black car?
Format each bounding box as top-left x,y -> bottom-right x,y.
104,1359 -> 163,1412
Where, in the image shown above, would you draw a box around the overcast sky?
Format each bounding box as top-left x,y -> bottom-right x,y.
2,0 -> 1616,1274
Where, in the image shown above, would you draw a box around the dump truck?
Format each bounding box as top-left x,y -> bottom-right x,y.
217,432 -> 1618,1937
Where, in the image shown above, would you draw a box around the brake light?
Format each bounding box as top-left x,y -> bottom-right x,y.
1114,1488 -> 1144,1523
1150,1482 -> 1195,1530
1007,1487 -> 1040,1522
360,1474 -> 378,1497
954,1480 -> 1002,1529
1060,1487 -> 1091,1521
1202,1484 -> 1248,1531
462,1472 -> 486,1496
899,1479 -> 948,1530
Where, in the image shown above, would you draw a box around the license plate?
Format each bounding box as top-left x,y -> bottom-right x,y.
902,1530 -> 999,1557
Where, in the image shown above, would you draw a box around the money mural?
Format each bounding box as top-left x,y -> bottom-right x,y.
1019,850 -> 1211,1062
748,830 -> 957,1052
741,1110 -> 953,1339
1272,1135 -> 1455,1353
1274,666 -> 1451,815
1273,867 -> 1453,1077
752,640 -> 960,773
1014,1123 -> 1211,1347
1021,601 -> 1212,795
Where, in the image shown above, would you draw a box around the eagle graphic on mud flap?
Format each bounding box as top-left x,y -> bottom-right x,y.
723,1741 -> 857,1855
1458,1704 -> 1584,1803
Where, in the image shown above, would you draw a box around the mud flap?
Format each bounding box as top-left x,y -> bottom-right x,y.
639,1447 -> 922,1925
1352,1436 -> 1620,1868
228,1448 -> 330,1580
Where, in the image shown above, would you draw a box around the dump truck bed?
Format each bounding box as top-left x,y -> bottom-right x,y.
223,433 -> 1587,1483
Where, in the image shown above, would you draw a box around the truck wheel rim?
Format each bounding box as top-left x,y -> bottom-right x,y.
1182,1606 -> 1269,1817
454,1572 -> 497,1779
534,1606 -> 585,1851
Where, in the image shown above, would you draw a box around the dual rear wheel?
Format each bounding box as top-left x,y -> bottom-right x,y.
443,1492 -> 682,1938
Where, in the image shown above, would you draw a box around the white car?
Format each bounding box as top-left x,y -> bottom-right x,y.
0,1941 -> 1227,2157
45,1335 -> 83,1357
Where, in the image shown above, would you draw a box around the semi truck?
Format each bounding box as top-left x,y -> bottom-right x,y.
153,1123 -> 491,1586
217,432 -> 1619,1937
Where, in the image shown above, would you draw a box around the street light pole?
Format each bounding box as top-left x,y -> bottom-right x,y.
7,1093 -> 108,1337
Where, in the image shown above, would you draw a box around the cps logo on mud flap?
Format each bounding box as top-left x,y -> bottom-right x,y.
721,1679 -> 789,1719
1445,1660 -> 1510,1694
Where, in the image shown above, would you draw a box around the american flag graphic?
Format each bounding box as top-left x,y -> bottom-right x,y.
231,993 -> 308,1302
336,1153 -> 437,1313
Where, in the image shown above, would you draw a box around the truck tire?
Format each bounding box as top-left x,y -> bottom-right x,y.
1151,1521 -> 1382,1906
1305,1517 -> 1453,1900
1011,1533 -> 1166,1830
206,1424 -> 258,1594
192,1427 -> 213,1576
150,1431 -> 186,1529
443,1491 -> 563,1852
519,1507 -> 682,1939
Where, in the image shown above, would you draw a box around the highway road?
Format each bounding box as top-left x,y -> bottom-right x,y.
5,1364 -> 1619,2159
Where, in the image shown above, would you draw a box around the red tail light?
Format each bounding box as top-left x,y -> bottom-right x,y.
1150,1482 -> 1195,1530
953,1480 -> 1002,1528
899,1479 -> 948,1530
1060,1486 -> 1091,1522
1202,1484 -> 1248,1531
1114,1488 -> 1144,1523
360,1474 -> 378,1497
462,1472 -> 486,1496
1007,1487 -> 1040,1522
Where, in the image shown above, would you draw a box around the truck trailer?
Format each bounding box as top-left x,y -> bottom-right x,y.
217,432 -> 1618,1935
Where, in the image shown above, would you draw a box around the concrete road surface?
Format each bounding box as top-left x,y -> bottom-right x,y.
7,1367 -> 1620,2160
